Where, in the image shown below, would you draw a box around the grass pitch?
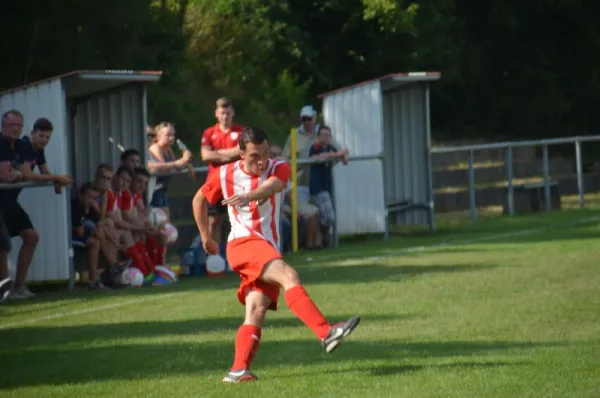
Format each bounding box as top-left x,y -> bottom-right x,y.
1,209 -> 599,397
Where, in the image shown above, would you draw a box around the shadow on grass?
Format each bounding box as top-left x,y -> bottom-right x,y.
0,274 -> 241,309
3,261 -> 495,310
0,337 -> 559,389
0,314 -> 404,349
276,360 -> 531,378
297,263 -> 496,286
364,360 -> 531,376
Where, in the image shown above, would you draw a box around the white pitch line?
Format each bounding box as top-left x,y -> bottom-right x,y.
335,215 -> 600,266
0,291 -> 192,331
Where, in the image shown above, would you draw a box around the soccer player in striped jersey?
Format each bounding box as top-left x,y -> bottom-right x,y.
193,126 -> 360,383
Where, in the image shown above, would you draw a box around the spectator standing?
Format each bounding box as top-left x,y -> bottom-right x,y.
200,97 -> 244,252
0,110 -> 40,299
147,122 -> 193,220
21,117 -> 72,190
308,126 -> 348,248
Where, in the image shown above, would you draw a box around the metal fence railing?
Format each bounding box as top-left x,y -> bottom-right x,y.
431,135 -> 600,223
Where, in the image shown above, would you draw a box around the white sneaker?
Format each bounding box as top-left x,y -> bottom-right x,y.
10,285 -> 36,299
0,278 -> 12,303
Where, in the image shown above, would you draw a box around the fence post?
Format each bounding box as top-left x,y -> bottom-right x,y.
468,149 -> 477,224
542,144 -> 551,212
575,140 -> 585,208
331,168 -> 339,248
506,146 -> 514,216
66,186 -> 75,291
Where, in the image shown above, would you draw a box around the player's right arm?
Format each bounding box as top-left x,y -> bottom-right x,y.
193,169 -> 223,254
200,128 -> 240,164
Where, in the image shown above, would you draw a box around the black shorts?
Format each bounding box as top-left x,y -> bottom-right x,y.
3,203 -> 34,238
207,202 -> 228,216
0,212 -> 10,252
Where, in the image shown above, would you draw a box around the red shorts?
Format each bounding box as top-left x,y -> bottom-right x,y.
227,236 -> 283,310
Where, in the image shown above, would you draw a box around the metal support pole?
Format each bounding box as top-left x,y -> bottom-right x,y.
468,150 -> 477,224
575,140 -> 585,208
424,84 -> 436,233
506,146 -> 514,216
331,173 -> 339,248
542,144 -> 551,212
66,186 -> 75,291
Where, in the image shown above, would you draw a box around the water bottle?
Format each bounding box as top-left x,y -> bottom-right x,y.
176,139 -> 188,152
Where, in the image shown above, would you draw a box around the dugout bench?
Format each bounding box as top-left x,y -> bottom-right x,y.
503,180 -> 562,214
386,199 -> 434,232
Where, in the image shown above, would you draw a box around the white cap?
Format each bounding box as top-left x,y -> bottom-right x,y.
300,105 -> 316,118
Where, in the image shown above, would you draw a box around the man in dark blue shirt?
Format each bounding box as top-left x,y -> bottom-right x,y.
20,117 -> 71,189
308,125 -> 348,248
0,110 -> 40,299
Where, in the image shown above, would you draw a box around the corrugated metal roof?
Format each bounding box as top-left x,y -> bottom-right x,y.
317,71 -> 441,99
0,69 -> 163,96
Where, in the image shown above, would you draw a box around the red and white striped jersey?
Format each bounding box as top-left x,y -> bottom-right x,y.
105,189 -> 122,214
120,190 -> 143,213
201,159 -> 291,248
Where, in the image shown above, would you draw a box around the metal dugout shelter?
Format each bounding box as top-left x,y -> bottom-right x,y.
318,71 -> 441,236
0,69 -> 162,284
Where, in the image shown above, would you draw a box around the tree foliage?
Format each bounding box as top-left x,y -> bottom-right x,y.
2,0 -> 600,146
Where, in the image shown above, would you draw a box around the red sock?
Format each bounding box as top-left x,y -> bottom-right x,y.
284,285 -> 331,339
157,244 -> 166,265
136,241 -> 156,274
231,325 -> 262,370
125,245 -> 148,275
146,236 -> 159,264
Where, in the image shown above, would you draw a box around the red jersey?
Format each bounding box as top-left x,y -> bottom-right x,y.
105,189 -> 123,214
201,123 -> 244,176
121,190 -> 143,212
133,193 -> 143,207
201,159 -> 290,248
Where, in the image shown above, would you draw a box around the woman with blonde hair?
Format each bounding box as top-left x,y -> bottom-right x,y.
146,122 -> 193,220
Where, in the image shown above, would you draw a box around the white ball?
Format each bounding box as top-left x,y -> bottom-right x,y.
161,222 -> 178,245
119,267 -> 144,287
147,208 -> 168,228
206,254 -> 226,275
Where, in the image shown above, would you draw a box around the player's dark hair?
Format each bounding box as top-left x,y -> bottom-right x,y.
79,182 -> 99,196
239,126 -> 269,151
134,167 -> 150,178
121,148 -> 141,162
216,97 -> 233,109
32,117 -> 53,132
318,125 -> 331,135
116,166 -> 134,179
95,163 -> 113,177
